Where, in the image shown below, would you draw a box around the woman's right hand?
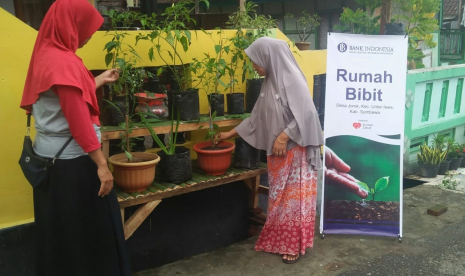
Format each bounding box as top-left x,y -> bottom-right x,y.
97,165 -> 114,197
89,148 -> 114,197
214,132 -> 228,145
214,130 -> 237,145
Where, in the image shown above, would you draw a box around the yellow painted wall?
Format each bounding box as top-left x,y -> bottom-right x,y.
0,7 -> 326,229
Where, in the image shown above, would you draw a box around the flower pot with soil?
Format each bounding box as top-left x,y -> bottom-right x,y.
438,160 -> 451,175
233,137 -> 260,169
446,142 -> 464,170
245,78 -> 263,112
227,93 -> 245,114
284,11 -> 320,51
167,88 -> 200,121
157,146 -> 192,184
109,152 -> 160,193
139,107 -> 193,183
417,142 -> 446,178
294,41 -> 311,51
208,93 -> 225,116
193,141 -> 235,176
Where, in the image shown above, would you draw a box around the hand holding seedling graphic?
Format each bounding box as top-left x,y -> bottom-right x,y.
324,146 -> 368,198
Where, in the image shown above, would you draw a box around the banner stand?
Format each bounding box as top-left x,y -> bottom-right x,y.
320,33 -> 408,242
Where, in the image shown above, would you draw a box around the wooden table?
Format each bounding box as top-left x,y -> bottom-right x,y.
101,115 -> 269,239
116,163 -> 269,240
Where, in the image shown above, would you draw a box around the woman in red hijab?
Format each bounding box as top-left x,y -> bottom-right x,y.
20,0 -> 131,275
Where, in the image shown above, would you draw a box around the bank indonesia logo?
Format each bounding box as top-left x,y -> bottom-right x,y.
337,42 -> 347,53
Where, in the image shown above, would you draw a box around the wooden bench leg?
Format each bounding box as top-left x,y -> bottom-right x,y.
120,207 -> 125,225
243,176 -> 260,209
123,200 -> 161,240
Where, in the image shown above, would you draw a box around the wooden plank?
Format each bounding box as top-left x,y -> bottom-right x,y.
120,208 -> 125,225
119,168 -> 267,208
243,176 -> 260,209
101,118 -> 244,141
258,185 -> 269,195
124,200 -> 161,240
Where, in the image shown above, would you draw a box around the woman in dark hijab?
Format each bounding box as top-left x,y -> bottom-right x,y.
216,37 -> 324,263
20,0 -> 131,274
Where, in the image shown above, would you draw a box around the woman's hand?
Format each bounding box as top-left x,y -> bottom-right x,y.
214,129 -> 238,145
97,165 -> 114,197
273,133 -> 289,157
88,148 -> 114,197
95,69 -> 120,89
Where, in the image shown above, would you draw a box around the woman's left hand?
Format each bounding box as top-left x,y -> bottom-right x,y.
95,69 -> 120,88
273,138 -> 287,157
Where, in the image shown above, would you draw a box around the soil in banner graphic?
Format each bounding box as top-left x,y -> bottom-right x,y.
324,135 -> 400,236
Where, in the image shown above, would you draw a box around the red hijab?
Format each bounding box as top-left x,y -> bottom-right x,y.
20,0 -> 104,115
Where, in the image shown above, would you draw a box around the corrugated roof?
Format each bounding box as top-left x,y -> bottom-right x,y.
443,0 -> 459,17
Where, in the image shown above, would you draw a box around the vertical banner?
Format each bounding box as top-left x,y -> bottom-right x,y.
320,33 -> 407,238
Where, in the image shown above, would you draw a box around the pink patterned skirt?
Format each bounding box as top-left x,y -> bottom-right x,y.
255,145 -> 317,255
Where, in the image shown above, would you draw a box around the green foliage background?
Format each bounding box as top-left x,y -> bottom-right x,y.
325,135 -> 401,202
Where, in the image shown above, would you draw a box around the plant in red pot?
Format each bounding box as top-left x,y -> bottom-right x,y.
193,110 -> 235,176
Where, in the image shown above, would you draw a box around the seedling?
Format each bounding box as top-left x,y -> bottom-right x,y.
356,176 -> 389,201
440,172 -> 458,190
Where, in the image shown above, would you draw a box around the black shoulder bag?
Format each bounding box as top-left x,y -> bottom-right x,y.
18,114 -> 73,188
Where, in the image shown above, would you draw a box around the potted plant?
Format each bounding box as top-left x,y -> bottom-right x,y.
417,142 -> 445,178
137,0 -> 210,121
225,0 -> 277,113
191,29 -> 229,116
193,109 -> 235,176
139,107 -> 193,184
284,10 -> 321,51
391,0 -> 440,69
446,138 -> 463,170
460,143 -> 465,167
103,10 -> 161,193
432,134 -> 450,175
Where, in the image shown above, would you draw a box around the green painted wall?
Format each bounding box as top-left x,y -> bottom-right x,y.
404,64 -> 465,174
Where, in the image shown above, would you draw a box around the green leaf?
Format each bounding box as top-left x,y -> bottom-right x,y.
370,188 -> 374,194
214,44 -> 221,55
374,177 -> 389,193
156,67 -> 164,76
148,48 -> 154,61
212,110 -> 217,120
174,30 -> 181,40
180,36 -> 189,52
124,150 -> 133,161
218,79 -> 227,87
105,53 -> 114,67
356,181 -> 370,193
213,123 -> 219,130
103,41 -> 116,51
184,30 -> 192,42
197,126 -> 204,130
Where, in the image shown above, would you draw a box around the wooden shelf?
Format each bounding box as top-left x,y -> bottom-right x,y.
101,114 -> 249,141
101,114 -> 249,159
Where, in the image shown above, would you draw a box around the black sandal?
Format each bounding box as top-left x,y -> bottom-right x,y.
282,254 -> 300,264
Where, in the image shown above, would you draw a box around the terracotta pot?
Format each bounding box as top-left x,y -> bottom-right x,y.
295,41 -> 311,51
193,141 -> 235,176
108,152 -> 160,193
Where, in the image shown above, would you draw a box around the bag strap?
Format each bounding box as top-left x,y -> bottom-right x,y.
27,114 -> 74,164
52,136 -> 74,164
